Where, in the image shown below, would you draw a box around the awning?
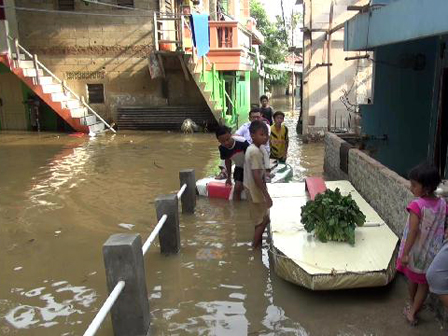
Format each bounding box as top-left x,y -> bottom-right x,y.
344,0 -> 448,51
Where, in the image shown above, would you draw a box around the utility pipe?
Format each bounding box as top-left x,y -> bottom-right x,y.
327,1 -> 334,132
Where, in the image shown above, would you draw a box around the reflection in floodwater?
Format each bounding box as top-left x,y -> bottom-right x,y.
26,136 -> 115,211
4,280 -> 97,331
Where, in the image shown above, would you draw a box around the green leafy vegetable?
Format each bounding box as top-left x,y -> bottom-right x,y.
301,188 -> 366,245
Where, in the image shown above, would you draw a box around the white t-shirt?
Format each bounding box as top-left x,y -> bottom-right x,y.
235,122 -> 271,152
243,144 -> 267,203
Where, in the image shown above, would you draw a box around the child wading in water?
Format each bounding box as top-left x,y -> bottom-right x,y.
244,120 -> 273,248
215,125 -> 249,201
270,111 -> 289,163
396,163 -> 447,326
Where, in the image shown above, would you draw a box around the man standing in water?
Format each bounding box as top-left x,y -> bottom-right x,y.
259,95 -> 274,125
270,111 -> 289,163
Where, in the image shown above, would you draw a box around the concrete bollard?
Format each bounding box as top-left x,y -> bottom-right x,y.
179,169 -> 196,213
155,194 -> 180,254
103,234 -> 150,336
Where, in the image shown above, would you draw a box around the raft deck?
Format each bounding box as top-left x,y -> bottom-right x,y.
267,181 -> 399,290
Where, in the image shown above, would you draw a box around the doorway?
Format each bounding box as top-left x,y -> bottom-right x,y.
224,77 -> 235,117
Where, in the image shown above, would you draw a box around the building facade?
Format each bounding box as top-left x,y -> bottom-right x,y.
301,0 -> 372,135
0,0 -> 263,132
344,0 -> 448,179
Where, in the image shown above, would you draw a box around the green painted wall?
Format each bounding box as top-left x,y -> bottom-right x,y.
22,85 -> 59,131
0,62 -> 65,132
0,63 -> 26,130
361,36 -> 439,177
234,71 -> 250,128
200,64 -> 251,129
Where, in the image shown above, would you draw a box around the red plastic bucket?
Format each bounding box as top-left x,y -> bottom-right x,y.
207,182 -> 232,200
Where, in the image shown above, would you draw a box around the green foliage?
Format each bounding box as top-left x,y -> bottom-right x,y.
250,0 -> 288,87
301,188 -> 366,245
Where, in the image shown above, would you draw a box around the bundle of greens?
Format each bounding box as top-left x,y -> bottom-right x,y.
301,188 -> 366,245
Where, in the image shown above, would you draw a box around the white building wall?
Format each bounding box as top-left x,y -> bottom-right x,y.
302,0 -> 372,134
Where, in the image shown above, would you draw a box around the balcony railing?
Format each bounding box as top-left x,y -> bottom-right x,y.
209,21 -> 251,50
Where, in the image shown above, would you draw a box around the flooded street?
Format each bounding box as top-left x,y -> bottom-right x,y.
0,97 -> 444,335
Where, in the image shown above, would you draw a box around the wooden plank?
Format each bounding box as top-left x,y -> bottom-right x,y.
156,54 -> 166,78
177,54 -> 190,81
329,21 -> 345,34
158,40 -> 182,43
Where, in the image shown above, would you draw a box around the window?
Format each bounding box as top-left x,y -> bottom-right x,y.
117,0 -> 134,8
58,0 -> 75,11
87,84 -> 105,104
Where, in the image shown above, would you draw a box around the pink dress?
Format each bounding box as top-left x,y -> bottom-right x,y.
396,197 -> 447,284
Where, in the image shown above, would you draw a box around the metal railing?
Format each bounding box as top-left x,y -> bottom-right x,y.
7,36 -> 116,134
83,169 -> 196,336
200,55 -> 234,119
83,281 -> 125,336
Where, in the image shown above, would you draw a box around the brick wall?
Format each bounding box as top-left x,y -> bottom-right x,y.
348,146 -> 413,235
324,132 -> 413,235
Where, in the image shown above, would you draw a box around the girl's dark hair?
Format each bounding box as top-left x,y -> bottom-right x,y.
215,125 -> 231,138
409,163 -> 441,193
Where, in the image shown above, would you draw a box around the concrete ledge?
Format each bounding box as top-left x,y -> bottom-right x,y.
325,132 -> 413,235
348,147 -> 413,235
324,132 -> 349,181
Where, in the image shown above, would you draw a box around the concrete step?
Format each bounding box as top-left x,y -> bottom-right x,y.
41,83 -> 63,94
39,76 -> 53,85
202,91 -> 212,101
65,99 -> 81,109
79,115 -> 97,126
23,68 -> 44,77
51,92 -> 71,102
19,60 -> 34,69
116,106 -> 218,130
89,122 -> 105,134
70,107 -> 88,118
11,53 -> 25,61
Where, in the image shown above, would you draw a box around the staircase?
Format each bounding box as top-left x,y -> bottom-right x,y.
117,106 -> 218,130
184,54 -> 226,125
0,37 -> 115,135
154,13 -> 228,126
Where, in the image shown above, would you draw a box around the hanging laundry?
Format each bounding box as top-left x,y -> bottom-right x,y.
190,14 -> 210,57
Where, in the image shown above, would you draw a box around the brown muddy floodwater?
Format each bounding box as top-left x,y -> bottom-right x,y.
0,97 -> 444,336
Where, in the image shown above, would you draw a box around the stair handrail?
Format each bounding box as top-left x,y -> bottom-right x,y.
7,36 -> 116,134
200,55 -> 229,116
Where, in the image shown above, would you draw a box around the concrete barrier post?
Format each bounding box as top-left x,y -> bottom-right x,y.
179,169 -> 196,213
103,234 -> 150,336
155,194 -> 180,254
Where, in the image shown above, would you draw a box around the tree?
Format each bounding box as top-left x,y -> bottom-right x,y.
250,0 -> 289,88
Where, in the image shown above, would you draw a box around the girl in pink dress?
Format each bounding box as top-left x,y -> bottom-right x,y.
396,163 -> 446,326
